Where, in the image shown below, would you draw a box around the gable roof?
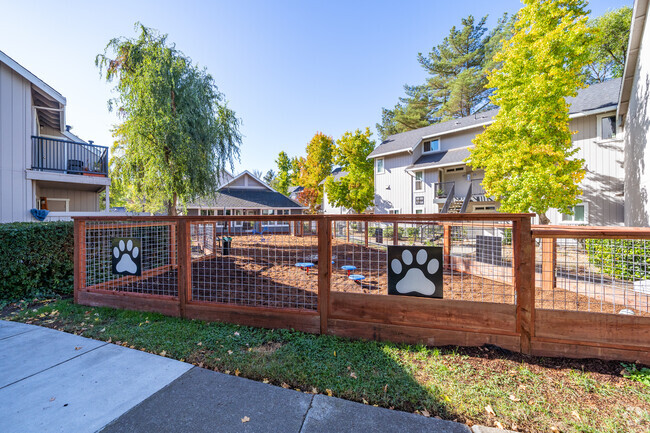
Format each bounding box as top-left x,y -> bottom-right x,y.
319,167 -> 349,186
0,50 -> 66,105
369,78 -> 622,159
220,170 -> 273,191
194,188 -> 304,209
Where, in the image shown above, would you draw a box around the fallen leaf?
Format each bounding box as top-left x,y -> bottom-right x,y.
227,350 -> 233,355
326,389 -> 333,397
333,351 -> 336,357
485,405 -> 496,416
234,332 -> 240,336
311,387 -> 318,394
241,416 -> 250,423
263,378 -> 270,384
495,421 -> 504,429
443,395 -> 451,402
422,409 -> 430,417
74,346 -> 82,351
383,384 -> 388,393
281,383 -> 290,389
509,394 -> 520,402
350,372 -> 357,379
225,370 -> 231,374
571,410 -> 581,422
550,427 -> 560,433
362,398 -> 369,405
528,399 -> 535,405
99,328 -> 105,333
518,384 -> 526,390
198,362 -> 204,368
197,342 -> 202,346
234,369 -> 240,377
160,350 -> 167,357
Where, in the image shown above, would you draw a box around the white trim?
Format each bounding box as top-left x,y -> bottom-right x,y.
376,158 -> 385,174
560,202 -> 589,224
0,50 -> 66,105
420,120 -> 492,141
421,138 -> 441,154
414,170 -> 424,192
25,169 -> 111,186
596,112 -> 618,140
618,0 -> 648,119
368,148 -> 412,159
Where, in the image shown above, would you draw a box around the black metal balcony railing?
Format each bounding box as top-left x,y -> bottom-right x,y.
31,136 -> 108,176
471,178 -> 486,196
433,181 -> 455,199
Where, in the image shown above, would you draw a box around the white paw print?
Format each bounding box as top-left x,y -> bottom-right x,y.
113,239 -> 139,275
390,248 -> 439,296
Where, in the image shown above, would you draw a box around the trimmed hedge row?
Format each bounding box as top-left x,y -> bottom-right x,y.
0,222 -> 74,301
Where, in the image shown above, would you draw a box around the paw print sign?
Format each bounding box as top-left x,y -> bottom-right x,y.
111,238 -> 142,276
387,246 -> 443,298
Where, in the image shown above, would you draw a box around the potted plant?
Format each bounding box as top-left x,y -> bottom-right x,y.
436,188 -> 446,198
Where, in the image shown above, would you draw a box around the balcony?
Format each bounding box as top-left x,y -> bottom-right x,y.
434,181 -> 455,200
31,136 -> 108,177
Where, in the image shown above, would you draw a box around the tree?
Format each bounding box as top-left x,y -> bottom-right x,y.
274,151 -> 293,195
324,128 -> 375,214
263,169 -> 276,187
296,132 -> 334,213
583,7 -> 633,83
468,0 -> 592,224
96,24 -> 241,215
377,14 -> 513,140
252,169 -> 264,180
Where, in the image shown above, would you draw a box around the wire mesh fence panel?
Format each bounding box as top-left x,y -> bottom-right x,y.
535,236 -> 650,316
84,220 -> 178,297
330,219 -> 514,304
190,219 -> 319,311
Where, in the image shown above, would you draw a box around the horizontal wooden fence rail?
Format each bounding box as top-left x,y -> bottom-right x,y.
73,214 -> 650,364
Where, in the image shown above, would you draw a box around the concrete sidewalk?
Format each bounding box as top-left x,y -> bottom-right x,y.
0,321 -> 502,433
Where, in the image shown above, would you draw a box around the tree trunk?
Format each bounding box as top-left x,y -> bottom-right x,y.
538,212 -> 550,225
167,193 -> 178,216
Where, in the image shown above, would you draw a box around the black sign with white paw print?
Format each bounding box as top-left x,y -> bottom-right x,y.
387,246 -> 443,298
111,238 -> 142,276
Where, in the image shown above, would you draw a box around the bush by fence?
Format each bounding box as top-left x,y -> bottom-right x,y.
586,238 -> 650,281
0,222 -> 74,301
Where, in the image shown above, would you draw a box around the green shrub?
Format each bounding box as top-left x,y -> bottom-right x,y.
585,239 -> 650,281
0,222 -> 74,301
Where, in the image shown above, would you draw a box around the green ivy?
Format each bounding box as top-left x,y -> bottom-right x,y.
0,222 -> 74,301
585,239 -> 650,281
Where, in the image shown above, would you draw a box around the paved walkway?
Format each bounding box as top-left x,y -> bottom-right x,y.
0,320 -> 504,433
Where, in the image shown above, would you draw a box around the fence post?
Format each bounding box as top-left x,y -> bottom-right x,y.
513,216 -> 534,354
317,217 -> 332,335
169,224 -> 177,267
73,219 -> 86,304
393,222 -> 399,245
365,221 -> 369,247
177,219 -> 191,318
541,238 -> 556,292
346,221 -> 350,242
443,224 -> 451,270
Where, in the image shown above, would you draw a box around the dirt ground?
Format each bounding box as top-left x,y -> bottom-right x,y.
98,234 -> 649,316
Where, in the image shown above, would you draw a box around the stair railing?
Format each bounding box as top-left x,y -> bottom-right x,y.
460,183 -> 472,213
441,183 -> 455,213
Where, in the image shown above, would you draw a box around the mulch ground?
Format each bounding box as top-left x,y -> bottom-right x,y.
93,234 -> 649,316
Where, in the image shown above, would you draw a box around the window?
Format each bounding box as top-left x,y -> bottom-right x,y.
474,205 -> 496,212
376,158 -> 384,174
423,139 -> 440,153
415,209 -> 423,214
414,171 -> 424,191
415,196 -> 424,205
388,209 -> 400,214
200,209 -> 214,216
562,204 -> 586,223
44,198 -> 69,212
445,166 -> 465,173
597,114 -> 617,140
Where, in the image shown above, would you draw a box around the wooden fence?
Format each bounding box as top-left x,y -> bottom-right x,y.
73,214 -> 650,364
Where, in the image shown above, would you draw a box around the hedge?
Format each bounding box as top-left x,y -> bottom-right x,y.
586,238 -> 650,281
0,221 -> 74,301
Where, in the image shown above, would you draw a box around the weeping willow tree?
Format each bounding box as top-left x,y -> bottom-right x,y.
96,23 -> 241,214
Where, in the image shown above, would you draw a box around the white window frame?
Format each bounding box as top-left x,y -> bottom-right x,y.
414,208 -> 424,214
388,208 -> 400,214
561,203 -> 589,225
422,138 -> 440,154
376,158 -> 384,174
597,113 -> 618,141
414,171 -> 424,192
45,198 -> 70,212
414,195 -> 425,206
473,205 -> 496,212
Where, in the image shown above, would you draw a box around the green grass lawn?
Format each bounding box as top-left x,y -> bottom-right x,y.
4,299 -> 649,432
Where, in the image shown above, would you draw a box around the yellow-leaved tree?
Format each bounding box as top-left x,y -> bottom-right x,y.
468,0 -> 592,224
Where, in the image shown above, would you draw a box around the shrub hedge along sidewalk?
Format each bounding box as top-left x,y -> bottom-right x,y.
0,222 -> 74,301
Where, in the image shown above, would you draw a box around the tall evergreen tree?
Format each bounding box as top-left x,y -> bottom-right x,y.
377,15 -> 512,140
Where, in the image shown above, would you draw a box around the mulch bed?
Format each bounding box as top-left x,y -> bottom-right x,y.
90,234 -> 649,316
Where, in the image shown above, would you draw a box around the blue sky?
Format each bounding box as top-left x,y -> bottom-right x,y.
1,0 -> 631,175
